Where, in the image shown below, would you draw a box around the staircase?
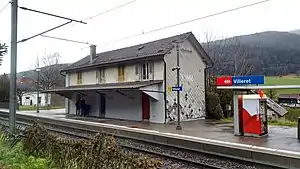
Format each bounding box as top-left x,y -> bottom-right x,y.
266,98 -> 288,117
249,89 -> 288,117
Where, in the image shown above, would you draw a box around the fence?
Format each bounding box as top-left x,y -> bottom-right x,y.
0,102 -> 19,110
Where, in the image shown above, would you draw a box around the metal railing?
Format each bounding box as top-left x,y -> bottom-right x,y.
266,98 -> 288,117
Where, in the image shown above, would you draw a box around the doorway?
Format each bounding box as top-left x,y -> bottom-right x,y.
142,93 -> 150,120
99,94 -> 106,118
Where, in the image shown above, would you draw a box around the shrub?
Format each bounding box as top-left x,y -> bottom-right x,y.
0,134 -> 51,169
206,91 -> 224,120
207,77 -> 233,119
23,122 -> 162,169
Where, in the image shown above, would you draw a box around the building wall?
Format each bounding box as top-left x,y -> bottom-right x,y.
105,91 -> 142,121
165,40 -> 206,122
68,60 -> 164,86
50,94 -> 65,106
141,83 -> 165,123
66,89 -> 165,123
67,91 -> 143,121
149,84 -> 165,123
65,73 -> 70,113
69,70 -> 97,86
21,92 -> 49,107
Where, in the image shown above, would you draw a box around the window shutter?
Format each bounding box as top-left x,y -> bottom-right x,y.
149,62 -> 154,80
101,69 -> 105,83
135,64 -> 140,81
96,70 -> 99,84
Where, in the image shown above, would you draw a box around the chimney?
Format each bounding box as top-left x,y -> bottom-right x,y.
90,45 -> 96,63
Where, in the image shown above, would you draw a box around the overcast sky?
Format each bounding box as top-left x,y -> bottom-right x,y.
0,0 -> 299,73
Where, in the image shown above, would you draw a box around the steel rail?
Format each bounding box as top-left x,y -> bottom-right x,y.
0,112 -> 286,169
0,116 -> 221,169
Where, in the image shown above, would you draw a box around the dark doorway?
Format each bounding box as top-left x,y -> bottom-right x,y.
100,94 -> 106,117
142,93 -> 150,120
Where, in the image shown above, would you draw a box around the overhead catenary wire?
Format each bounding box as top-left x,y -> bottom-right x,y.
94,0 -> 271,47
18,5 -> 86,24
18,21 -> 73,43
0,2 -> 9,15
41,0 -> 138,45
40,35 -> 90,45
83,0 -> 138,21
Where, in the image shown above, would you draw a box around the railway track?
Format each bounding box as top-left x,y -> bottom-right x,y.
0,117 -> 221,169
0,112 -> 283,169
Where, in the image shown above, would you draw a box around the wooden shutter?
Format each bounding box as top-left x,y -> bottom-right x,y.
100,68 -> 105,83
135,64 -> 141,81
149,62 -> 154,80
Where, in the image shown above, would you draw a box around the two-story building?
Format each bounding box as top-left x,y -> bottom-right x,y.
43,32 -> 213,123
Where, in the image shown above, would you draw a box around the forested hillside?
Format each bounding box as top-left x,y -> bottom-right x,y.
202,31 -> 300,76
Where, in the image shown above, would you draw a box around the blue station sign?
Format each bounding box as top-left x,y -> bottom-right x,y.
172,86 -> 182,91
232,75 -> 265,85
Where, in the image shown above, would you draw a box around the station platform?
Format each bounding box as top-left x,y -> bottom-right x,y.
1,109 -> 300,168
1,109 -> 300,152
66,115 -> 300,152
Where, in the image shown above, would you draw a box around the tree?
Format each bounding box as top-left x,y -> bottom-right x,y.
17,84 -> 32,106
0,73 -> 10,102
201,31 -> 258,76
0,43 -> 8,66
265,89 -> 278,100
31,52 -> 65,105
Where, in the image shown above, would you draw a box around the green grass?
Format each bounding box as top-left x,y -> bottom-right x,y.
268,120 -> 297,127
0,140 -> 55,169
265,76 -> 300,95
19,105 -> 64,111
217,108 -> 300,127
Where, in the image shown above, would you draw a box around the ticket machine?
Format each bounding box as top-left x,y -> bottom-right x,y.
238,94 -> 268,137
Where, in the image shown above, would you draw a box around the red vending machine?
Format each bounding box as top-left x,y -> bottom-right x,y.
239,94 -> 268,137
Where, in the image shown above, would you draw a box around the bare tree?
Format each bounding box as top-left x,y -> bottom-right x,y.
0,73 -> 10,102
17,86 -> 31,106
31,52 -> 65,105
200,31 -> 256,76
0,43 -> 8,66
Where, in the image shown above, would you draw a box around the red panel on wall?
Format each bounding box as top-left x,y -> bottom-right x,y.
242,108 -> 261,135
216,76 -> 233,86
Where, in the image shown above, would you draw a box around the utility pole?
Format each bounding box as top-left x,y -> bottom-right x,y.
36,68 -> 41,113
9,0 -> 18,133
7,1 -> 86,133
175,43 -> 182,130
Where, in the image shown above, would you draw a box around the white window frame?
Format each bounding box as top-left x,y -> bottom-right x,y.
96,68 -> 105,84
136,61 -> 154,81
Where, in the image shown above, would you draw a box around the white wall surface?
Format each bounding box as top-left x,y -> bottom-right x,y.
105,91 -> 142,121
68,60 -> 164,85
165,39 -> 207,122
67,91 -> 142,121
147,83 -> 165,123
21,92 -> 50,107
69,70 -> 97,86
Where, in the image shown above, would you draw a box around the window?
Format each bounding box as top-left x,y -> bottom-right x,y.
77,72 -> 82,84
96,68 -> 105,84
118,66 -> 125,82
141,62 -> 153,80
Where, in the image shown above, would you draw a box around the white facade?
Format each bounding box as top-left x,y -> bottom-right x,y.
64,36 -> 208,124
68,60 -> 164,86
21,92 -> 50,107
65,60 -> 166,123
165,40 -> 207,122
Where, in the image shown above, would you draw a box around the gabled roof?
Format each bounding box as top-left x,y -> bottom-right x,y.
62,32 -> 213,72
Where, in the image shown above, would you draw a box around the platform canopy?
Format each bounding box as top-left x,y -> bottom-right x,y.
217,85 -> 300,90
42,80 -> 163,99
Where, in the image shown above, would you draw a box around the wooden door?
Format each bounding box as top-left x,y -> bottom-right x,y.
142,93 -> 150,120
99,94 -> 106,117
